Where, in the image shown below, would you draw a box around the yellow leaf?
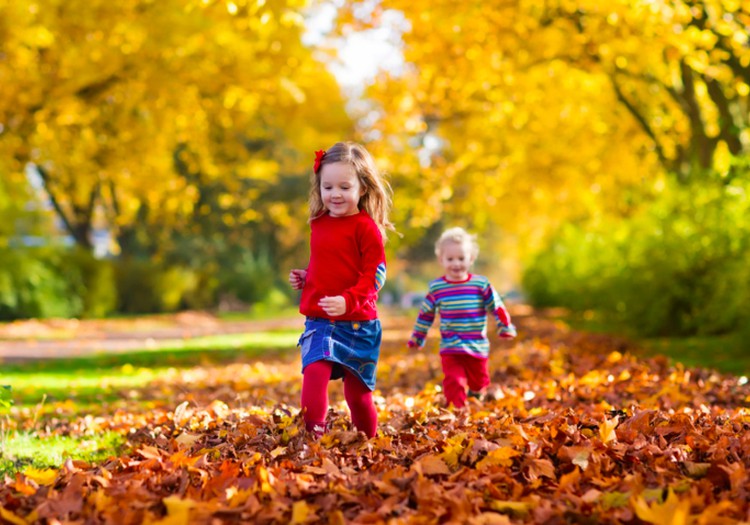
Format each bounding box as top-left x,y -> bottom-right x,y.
476,447 -> 520,470
149,496 -> 196,525
632,489 -> 692,525
487,500 -> 531,517
440,433 -> 467,468
291,501 -> 312,524
0,506 -> 27,525
599,418 -> 618,443
22,467 -> 57,486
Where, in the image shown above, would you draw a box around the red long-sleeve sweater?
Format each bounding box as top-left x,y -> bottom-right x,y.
299,210 -> 387,321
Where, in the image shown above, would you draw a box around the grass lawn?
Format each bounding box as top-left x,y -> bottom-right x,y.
0,328 -> 300,476
558,310 -> 750,376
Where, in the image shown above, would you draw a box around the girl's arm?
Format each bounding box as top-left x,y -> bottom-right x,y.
338,221 -> 387,315
483,282 -> 517,338
289,269 -> 307,290
408,293 -> 436,348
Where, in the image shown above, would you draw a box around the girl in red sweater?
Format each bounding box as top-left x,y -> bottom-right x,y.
288,142 -> 395,438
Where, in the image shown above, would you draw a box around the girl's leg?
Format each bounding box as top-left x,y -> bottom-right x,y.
301,360 -> 333,435
343,371 -> 377,438
465,356 -> 490,397
441,354 -> 468,408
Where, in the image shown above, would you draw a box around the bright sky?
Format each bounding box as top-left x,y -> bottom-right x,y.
302,2 -> 406,88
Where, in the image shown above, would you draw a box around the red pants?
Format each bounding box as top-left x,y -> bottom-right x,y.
301,360 -> 377,437
441,354 -> 490,408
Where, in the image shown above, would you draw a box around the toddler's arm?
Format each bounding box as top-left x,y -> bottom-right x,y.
483,282 -> 517,339
408,293 -> 436,348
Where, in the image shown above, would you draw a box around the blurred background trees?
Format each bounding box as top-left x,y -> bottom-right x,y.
1,0 -> 748,339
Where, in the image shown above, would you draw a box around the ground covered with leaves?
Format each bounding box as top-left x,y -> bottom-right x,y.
2,312 -> 750,524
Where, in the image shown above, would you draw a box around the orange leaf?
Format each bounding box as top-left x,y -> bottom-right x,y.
415,454 -> 451,475
476,447 -> 520,470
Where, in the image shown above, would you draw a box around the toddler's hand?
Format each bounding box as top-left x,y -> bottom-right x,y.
318,295 -> 346,317
289,269 -> 307,290
498,324 -> 517,339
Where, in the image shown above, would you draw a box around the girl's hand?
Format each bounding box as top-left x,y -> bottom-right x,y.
289,269 -> 307,290
318,295 -> 346,317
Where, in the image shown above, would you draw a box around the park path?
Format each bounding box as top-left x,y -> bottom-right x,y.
0,311 -> 305,362
0,306 -> 545,362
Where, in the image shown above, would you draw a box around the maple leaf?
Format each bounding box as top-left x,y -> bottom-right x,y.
476,447 -> 520,470
632,489 -> 692,525
22,467 -> 58,486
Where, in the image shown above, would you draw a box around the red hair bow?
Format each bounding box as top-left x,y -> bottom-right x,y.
313,150 -> 325,173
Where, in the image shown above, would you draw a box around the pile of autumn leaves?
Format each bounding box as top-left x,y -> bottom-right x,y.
3,315 -> 750,524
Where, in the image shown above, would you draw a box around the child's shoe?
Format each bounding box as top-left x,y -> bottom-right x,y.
467,390 -> 484,405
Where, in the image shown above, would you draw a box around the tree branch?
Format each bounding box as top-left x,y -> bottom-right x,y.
609,75 -> 670,170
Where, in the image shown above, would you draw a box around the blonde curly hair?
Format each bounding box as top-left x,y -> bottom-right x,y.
435,227 -> 479,259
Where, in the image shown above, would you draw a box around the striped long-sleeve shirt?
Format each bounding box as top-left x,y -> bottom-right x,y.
409,274 -> 516,358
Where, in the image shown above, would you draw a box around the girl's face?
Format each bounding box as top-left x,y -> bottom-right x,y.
438,241 -> 474,282
319,161 -> 363,217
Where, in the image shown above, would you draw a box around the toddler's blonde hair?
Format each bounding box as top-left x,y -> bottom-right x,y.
309,142 -> 396,241
435,227 -> 479,259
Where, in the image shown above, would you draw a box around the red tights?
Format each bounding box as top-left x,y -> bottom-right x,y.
441,354 -> 490,408
301,360 -> 378,437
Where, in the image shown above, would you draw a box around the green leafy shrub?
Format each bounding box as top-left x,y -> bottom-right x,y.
58,248 -> 118,318
114,259 -> 209,314
523,177 -> 750,337
0,247 -> 82,320
218,249 -> 275,305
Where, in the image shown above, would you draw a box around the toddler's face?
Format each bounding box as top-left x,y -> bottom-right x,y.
438,241 -> 474,282
319,162 -> 363,217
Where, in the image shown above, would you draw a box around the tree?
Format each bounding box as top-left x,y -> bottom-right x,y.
0,0 -> 351,256
337,0 -> 750,247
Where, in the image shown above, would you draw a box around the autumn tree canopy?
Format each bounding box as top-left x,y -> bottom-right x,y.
0,0 -> 351,256
339,0 -> 750,248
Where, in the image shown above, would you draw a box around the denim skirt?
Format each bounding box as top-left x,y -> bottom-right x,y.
298,317 -> 382,391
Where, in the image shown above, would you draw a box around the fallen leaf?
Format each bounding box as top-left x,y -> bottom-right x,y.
632,489 -> 691,525
22,467 -> 57,486
415,454 -> 451,476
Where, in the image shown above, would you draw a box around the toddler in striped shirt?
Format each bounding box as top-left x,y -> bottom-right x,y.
407,227 -> 516,408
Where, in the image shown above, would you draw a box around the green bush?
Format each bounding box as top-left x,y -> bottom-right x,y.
59,249 -> 118,318
114,259 -> 206,314
218,249 -> 275,305
0,247 -> 82,320
522,177 -> 750,337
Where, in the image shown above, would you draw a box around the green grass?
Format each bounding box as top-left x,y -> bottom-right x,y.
642,332 -> 750,376
556,310 -> 750,376
0,431 -> 125,475
0,327 -> 301,475
3,329 -> 300,406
